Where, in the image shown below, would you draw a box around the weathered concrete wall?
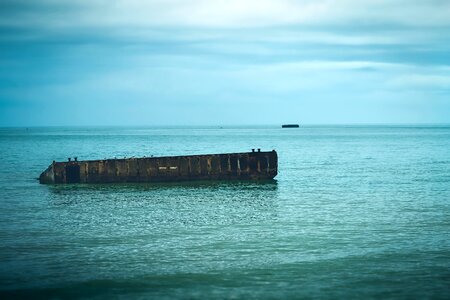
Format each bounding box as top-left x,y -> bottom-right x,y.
39,150 -> 278,184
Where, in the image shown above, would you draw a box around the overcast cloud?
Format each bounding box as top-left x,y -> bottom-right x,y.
1,0 -> 449,125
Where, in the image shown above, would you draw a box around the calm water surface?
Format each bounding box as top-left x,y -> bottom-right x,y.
0,126 -> 449,299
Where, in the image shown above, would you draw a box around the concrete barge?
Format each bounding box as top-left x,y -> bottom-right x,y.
39,149 -> 278,184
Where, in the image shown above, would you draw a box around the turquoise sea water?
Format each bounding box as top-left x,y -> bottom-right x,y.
0,125 -> 449,299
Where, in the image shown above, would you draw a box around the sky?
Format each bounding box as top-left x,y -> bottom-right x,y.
0,0 -> 449,126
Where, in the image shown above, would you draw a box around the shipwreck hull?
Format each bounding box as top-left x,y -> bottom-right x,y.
39,150 -> 278,184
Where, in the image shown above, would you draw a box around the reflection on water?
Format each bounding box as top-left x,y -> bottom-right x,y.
45,180 -> 279,229
47,179 -> 278,194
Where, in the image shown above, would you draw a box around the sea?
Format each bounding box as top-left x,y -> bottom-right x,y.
0,125 -> 449,299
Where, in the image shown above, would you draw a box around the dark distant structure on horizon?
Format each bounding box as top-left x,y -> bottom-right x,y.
282,124 -> 299,128
39,150 -> 278,184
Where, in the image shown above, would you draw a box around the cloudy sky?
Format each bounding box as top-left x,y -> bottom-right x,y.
1,0 -> 449,126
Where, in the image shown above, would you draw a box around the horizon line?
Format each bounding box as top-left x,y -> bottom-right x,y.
1,123 -> 450,129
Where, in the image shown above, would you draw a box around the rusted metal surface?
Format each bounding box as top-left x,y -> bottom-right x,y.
39,150 -> 278,184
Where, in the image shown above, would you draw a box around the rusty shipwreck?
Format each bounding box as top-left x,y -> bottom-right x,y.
39,149 -> 278,184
